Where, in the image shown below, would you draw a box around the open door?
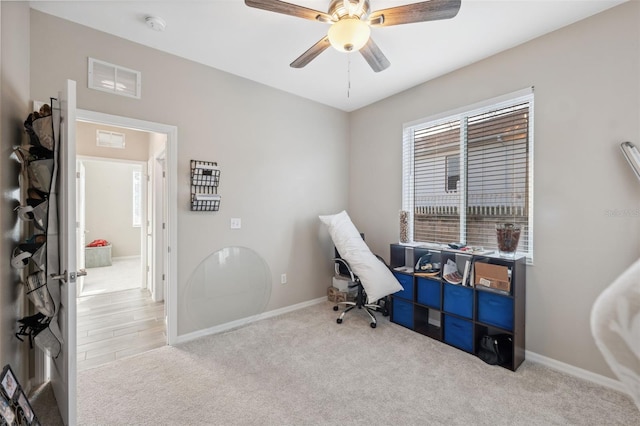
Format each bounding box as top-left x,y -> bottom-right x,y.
50,79 -> 78,425
76,160 -> 86,297
146,159 -> 154,297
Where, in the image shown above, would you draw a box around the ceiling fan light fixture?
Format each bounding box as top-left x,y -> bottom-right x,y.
328,18 -> 370,52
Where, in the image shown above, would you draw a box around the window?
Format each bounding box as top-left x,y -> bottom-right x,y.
403,89 -> 534,261
445,154 -> 460,192
132,170 -> 142,227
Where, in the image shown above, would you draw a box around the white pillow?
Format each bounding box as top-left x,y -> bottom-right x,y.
319,211 -> 403,303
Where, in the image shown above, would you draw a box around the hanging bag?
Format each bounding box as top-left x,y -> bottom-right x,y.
24,271 -> 56,317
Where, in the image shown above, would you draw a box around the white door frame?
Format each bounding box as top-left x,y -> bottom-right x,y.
75,160 -> 86,297
151,152 -> 167,303
75,109 -> 178,344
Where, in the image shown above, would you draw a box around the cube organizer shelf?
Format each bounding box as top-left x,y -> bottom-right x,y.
190,159 -> 220,211
389,243 -> 526,371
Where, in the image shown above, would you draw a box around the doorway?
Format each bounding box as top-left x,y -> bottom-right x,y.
77,158 -> 146,297
72,113 -> 176,372
73,109 -> 178,342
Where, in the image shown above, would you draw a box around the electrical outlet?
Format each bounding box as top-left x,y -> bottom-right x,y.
230,218 -> 241,229
281,273 -> 287,285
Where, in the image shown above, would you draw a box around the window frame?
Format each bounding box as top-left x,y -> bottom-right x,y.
402,88 -> 534,263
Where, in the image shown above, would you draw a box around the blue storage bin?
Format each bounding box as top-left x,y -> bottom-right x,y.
477,291 -> 514,331
392,298 -> 414,329
416,278 -> 441,309
393,272 -> 414,301
443,283 -> 473,319
443,315 -> 473,353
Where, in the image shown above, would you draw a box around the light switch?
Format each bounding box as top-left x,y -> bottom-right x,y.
230,218 -> 241,229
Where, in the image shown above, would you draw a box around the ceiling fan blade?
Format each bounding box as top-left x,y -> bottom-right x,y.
290,36 -> 331,68
245,0 -> 332,23
369,0 -> 461,27
359,37 -> 390,73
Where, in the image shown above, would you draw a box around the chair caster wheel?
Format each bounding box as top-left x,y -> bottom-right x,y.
333,306 -> 339,311
337,318 -> 343,324
370,322 -> 377,328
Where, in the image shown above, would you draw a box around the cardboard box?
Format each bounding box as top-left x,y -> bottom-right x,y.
474,262 -> 510,292
332,276 -> 352,292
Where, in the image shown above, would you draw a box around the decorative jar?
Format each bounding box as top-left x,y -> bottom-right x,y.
496,223 -> 521,257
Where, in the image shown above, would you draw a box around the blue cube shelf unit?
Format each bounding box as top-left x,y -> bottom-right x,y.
389,243 -> 526,371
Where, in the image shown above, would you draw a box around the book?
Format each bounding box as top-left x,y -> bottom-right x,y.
462,260 -> 471,286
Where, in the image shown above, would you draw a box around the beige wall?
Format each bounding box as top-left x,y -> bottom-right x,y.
29,10 -> 349,335
82,160 -> 142,258
349,2 -> 640,379
77,121 -> 149,161
0,1 -> 31,386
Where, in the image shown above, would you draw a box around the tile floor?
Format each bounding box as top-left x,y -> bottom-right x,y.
76,288 -> 166,372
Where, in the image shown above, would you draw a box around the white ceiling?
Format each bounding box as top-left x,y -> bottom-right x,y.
28,0 -> 626,112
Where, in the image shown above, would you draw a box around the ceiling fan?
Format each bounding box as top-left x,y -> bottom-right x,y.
245,0 -> 462,72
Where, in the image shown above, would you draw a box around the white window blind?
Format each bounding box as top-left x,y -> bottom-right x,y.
403,89 -> 534,261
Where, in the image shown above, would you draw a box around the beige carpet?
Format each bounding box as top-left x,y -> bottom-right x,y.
75,302 -> 640,425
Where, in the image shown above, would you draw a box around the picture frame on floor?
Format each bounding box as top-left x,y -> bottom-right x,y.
0,366 -> 18,400
15,390 -> 38,426
0,394 -> 16,426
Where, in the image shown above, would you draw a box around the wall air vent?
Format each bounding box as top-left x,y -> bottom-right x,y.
96,130 -> 125,149
88,57 -> 141,99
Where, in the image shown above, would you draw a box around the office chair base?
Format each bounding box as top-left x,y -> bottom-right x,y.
333,301 -> 384,328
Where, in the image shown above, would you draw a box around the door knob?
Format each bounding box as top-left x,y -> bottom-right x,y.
51,270 -> 85,282
51,271 -> 67,281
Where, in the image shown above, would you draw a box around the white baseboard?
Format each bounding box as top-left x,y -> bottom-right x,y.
174,296 -> 327,345
525,350 -> 628,395
111,255 -> 141,260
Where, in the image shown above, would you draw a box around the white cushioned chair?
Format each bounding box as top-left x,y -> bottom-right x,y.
319,211 -> 403,328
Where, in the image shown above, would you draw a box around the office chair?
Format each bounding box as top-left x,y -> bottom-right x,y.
332,249 -> 389,328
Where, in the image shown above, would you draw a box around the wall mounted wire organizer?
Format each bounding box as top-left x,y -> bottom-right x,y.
190,159 -> 221,211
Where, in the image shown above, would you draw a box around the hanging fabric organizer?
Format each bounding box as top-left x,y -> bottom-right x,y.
12,100 -> 63,358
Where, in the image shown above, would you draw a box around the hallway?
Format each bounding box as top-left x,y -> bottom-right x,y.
76,288 -> 166,372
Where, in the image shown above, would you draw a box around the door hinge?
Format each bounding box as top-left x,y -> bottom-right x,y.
162,171 -> 166,178
76,172 -> 80,179
162,274 -> 165,281
162,223 -> 166,230
147,265 -> 150,272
